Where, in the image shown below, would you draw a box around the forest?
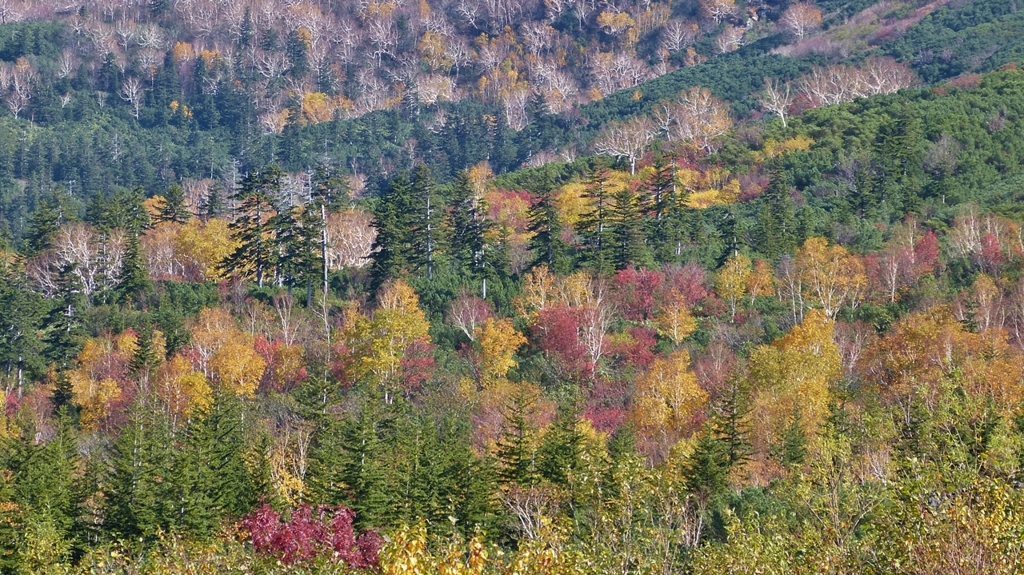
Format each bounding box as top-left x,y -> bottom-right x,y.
4,0 -> 1024,573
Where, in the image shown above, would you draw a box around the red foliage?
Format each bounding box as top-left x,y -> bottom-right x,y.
329,342 -> 358,387
613,268 -> 663,321
583,377 -> 630,433
947,74 -> 982,91
663,263 -> 709,307
914,230 -> 940,275
535,304 -> 587,378
400,340 -> 436,395
981,232 -> 1006,274
242,504 -> 382,568
611,327 -> 657,370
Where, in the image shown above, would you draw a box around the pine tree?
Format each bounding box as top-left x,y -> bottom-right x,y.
23,199 -> 64,256
43,263 -> 86,371
200,182 -> 226,219
537,406 -> 584,488
710,380 -> 752,469
0,264 -> 45,395
335,399 -> 395,529
370,172 -> 415,292
447,170 -> 489,279
874,106 -> 925,215
103,405 -> 177,541
409,164 -> 445,280
609,185 -> 649,270
527,185 -> 569,273
157,184 -> 191,224
221,166 -> 282,287
771,408 -> 807,467
496,389 -> 539,487
756,167 -> 797,261
117,235 -> 153,305
8,413 -> 82,541
578,166 -> 615,274
98,187 -> 151,236
129,324 -> 160,386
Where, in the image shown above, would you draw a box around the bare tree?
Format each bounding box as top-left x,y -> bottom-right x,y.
593,116 -> 655,175
714,25 -> 744,54
862,56 -> 918,96
758,77 -> 793,127
780,2 -> 822,40
661,19 -> 697,53
699,0 -> 736,24
448,291 -> 493,341
120,77 -> 143,119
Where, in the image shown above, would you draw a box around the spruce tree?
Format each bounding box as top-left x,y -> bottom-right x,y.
0,264 -> 45,394
756,167 -> 797,261
117,235 -> 153,305
578,166 -> 615,274
537,406 -> 584,488
335,400 -> 395,529
157,184 -> 191,224
527,186 -> 569,273
609,185 -> 649,270
103,405 -> 177,541
221,166 -> 282,287
447,171 -> 489,279
370,172 -> 415,292
8,412 -> 82,541
200,182 -> 226,219
43,263 -> 86,371
496,390 -> 539,487
410,164 -> 445,280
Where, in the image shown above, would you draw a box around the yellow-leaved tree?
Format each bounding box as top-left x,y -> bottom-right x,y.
631,349 -> 708,448
797,237 -> 866,320
715,252 -> 751,319
189,307 -> 266,398
654,290 -> 698,346
345,279 -> 432,402
748,309 -> 840,449
476,317 -> 527,388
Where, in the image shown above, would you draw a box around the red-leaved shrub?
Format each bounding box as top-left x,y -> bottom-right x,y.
242,504 -> 382,568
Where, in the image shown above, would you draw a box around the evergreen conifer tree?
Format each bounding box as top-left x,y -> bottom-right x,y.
103,406 -> 176,541
410,164 -> 445,280
756,167 -> 797,261
221,166 -> 282,287
117,235 -> 153,305
43,263 -> 86,371
157,184 -> 190,224
577,167 -> 616,274
447,171 -> 489,279
608,185 -> 649,270
496,390 -> 539,487
527,186 -> 570,273
370,172 -> 415,292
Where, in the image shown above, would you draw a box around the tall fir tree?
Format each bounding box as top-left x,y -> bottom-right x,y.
103,405 -> 177,541
527,184 -> 570,273
43,263 -> 86,371
221,166 -> 283,287
370,172 -> 415,292
578,166 -> 616,274
496,389 -> 539,487
0,264 -> 45,394
756,167 -> 797,261
117,235 -> 153,306
156,184 -> 191,224
447,170 -> 489,279
608,184 -> 649,270
410,164 -> 445,280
